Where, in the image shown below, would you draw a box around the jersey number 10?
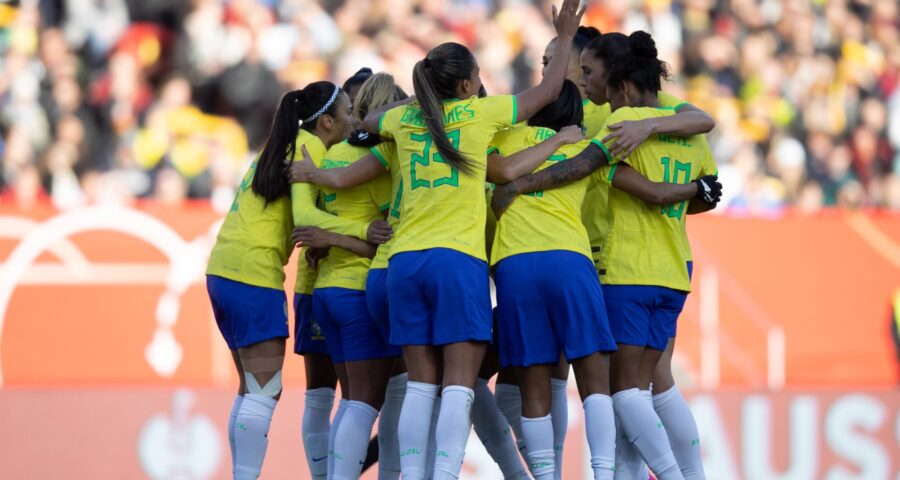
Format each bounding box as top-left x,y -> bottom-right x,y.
660,156 -> 692,220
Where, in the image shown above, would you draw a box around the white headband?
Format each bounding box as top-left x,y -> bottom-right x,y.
301,85 -> 341,125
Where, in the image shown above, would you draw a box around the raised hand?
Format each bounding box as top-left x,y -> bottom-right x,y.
552,0 -> 586,39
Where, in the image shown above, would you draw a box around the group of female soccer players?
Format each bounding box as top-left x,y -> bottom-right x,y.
205,0 -> 724,479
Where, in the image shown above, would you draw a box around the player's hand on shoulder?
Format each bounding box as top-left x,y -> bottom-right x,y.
555,125 -> 584,146
285,145 -> 317,184
602,119 -> 655,161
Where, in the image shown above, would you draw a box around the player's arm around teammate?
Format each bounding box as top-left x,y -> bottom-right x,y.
205,82 -> 362,480
594,32 -> 720,480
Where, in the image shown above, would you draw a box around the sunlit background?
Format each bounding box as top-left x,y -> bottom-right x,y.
0,0 -> 898,478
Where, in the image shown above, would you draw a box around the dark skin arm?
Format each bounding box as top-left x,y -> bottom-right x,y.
610,164 -> 699,205
486,125 -> 583,184
602,103 -> 716,160
491,142 -> 608,217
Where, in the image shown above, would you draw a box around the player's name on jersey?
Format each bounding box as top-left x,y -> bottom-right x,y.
400,102 -> 477,127
321,158 -> 352,169
657,133 -> 693,147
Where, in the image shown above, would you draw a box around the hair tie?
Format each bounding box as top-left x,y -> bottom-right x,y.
303,85 -> 341,123
423,57 -> 432,67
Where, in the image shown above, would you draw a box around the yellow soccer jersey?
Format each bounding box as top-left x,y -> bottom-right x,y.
581,93 -> 688,265
484,183 -> 497,261
583,99 -> 611,139
370,140 -> 400,270
378,95 -> 518,261
206,158 -> 293,290
591,106 -> 717,292
489,125 -> 595,265
290,131 -> 370,294
312,141 -> 391,290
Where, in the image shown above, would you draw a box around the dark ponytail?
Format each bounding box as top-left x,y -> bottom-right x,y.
412,42 -> 476,174
252,81 -> 342,204
605,31 -> 670,94
528,79 -> 583,132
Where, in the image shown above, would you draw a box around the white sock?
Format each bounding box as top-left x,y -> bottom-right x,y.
520,414 -> 555,479
583,394 -> 616,480
425,395 -> 442,478
378,373 -> 407,480
228,395 -> 243,473
550,378 -> 569,480
399,382 -> 439,480
653,386 -> 705,480
332,400 -> 379,480
329,398 -> 350,476
494,383 -> 526,459
432,386 -> 475,480
233,393 -> 277,480
612,388 -> 684,480
471,379 -> 528,479
614,412 -> 646,480
302,388 -> 334,479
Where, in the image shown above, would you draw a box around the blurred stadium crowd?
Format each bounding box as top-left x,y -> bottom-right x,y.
0,0 -> 899,213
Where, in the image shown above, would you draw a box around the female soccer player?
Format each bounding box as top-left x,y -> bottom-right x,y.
534,30 -> 718,479
488,79 -> 706,480
360,3 -> 585,478
490,80 -> 617,480
289,74 -> 410,480
577,32 -> 714,480
290,90 -> 532,480
490,31 -> 721,480
206,81 -> 385,479
492,27 -> 606,477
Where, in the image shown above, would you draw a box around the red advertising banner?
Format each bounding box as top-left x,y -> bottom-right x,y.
1,204 -> 899,478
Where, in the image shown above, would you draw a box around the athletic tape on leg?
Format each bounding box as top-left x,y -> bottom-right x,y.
245,370 -> 283,399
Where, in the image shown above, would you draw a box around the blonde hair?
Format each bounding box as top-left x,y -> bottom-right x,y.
352,73 -> 408,122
